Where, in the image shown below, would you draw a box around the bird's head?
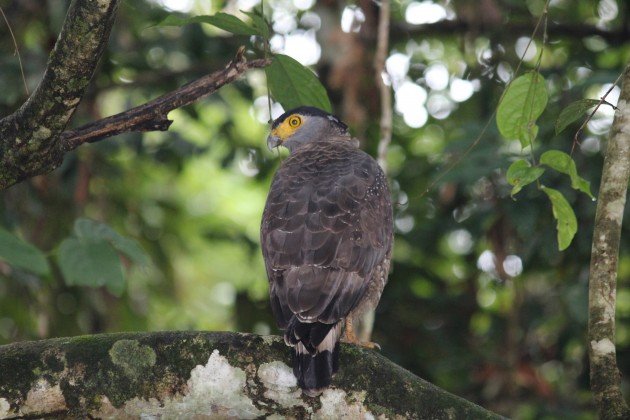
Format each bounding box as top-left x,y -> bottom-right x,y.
267,106 -> 350,152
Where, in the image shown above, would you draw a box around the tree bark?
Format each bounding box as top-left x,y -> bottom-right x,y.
0,0 -> 119,189
0,331 -> 502,419
0,1 -> 269,191
588,64 -> 630,419
60,51 -> 270,150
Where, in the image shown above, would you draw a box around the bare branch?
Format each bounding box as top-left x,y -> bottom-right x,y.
588,64 -> 630,419
0,0 -> 270,191
0,0 -> 120,189
61,51 -> 271,150
375,0 -> 392,173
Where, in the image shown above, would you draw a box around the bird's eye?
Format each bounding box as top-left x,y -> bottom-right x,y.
288,116 -> 302,128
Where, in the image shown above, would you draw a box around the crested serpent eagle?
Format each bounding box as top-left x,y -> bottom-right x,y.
260,106 -> 393,396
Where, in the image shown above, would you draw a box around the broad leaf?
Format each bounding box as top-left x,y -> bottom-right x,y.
57,238 -> 125,295
266,54 -> 332,112
542,186 -> 578,251
506,159 -> 545,197
156,13 -> 258,36
497,71 -> 548,148
0,228 -> 50,275
540,150 -> 593,198
74,218 -> 150,266
241,10 -> 269,39
555,99 -> 600,134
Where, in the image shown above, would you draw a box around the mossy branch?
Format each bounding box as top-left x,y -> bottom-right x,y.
0,331 -> 502,419
0,0 -> 270,191
588,63 -> 630,419
0,0 -> 120,190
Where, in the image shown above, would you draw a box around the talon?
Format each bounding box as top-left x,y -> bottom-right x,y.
342,317 -> 381,350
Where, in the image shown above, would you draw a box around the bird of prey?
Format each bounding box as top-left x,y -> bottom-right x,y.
260,106 -> 393,396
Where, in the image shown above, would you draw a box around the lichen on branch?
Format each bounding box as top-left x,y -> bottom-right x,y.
0,0 -> 269,191
588,63 -> 630,419
0,331 -> 501,419
0,0 -> 120,189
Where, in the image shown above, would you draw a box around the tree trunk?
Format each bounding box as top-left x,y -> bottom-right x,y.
588,63 -> 630,419
0,331 -> 502,419
0,0 -> 119,189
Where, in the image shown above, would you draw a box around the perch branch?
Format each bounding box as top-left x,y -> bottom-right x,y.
61,51 -> 271,150
0,331 -> 501,419
0,0 -> 120,190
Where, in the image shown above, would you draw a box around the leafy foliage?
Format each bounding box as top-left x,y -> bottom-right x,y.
0,228 -> 49,275
155,11 -> 331,112
241,10 -> 270,39
73,218 -> 150,267
266,54 -> 332,112
541,186 -> 578,251
55,219 -> 150,296
57,238 -> 125,295
555,99 -> 600,134
496,69 -> 595,250
497,72 -> 548,148
506,159 -> 545,197
156,13 -> 260,36
540,150 -> 593,199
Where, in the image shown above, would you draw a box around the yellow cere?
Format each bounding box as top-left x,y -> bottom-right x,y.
272,114 -> 303,140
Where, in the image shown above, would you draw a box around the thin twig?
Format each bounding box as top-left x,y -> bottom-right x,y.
420,0 -> 551,197
261,0 -> 273,125
0,6 -> 29,95
375,0 -> 392,173
570,71 -> 625,155
61,49 -> 270,150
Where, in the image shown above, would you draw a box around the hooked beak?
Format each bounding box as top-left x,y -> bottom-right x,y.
267,134 -> 282,150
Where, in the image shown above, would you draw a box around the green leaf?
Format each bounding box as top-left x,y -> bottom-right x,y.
57,238 -> 125,295
540,150 -> 593,198
541,186 -> 578,251
506,159 -> 545,197
497,71 -> 548,148
241,10 -> 269,39
156,13 -> 258,36
266,54 -> 332,112
0,228 -> 50,275
555,99 -> 600,134
74,218 -> 150,266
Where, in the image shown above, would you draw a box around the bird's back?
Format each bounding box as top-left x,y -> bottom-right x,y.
261,139 -> 393,395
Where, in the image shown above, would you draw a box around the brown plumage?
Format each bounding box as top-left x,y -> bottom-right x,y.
261,106 -> 393,396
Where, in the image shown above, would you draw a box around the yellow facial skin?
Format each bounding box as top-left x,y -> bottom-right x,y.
271,115 -> 303,141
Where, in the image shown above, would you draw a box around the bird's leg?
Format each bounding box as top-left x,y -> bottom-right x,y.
342,317 -> 381,350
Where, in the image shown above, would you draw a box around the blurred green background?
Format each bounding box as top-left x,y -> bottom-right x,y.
1,0 -> 629,417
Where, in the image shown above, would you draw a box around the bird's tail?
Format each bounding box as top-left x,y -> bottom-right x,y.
285,318 -> 342,397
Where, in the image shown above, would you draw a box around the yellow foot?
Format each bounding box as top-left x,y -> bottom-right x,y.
341,318 -> 381,350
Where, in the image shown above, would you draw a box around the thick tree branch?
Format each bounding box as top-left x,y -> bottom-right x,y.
588,64 -> 630,419
0,331 -> 501,419
0,0 -> 270,191
61,52 -> 271,151
0,0 -> 120,189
